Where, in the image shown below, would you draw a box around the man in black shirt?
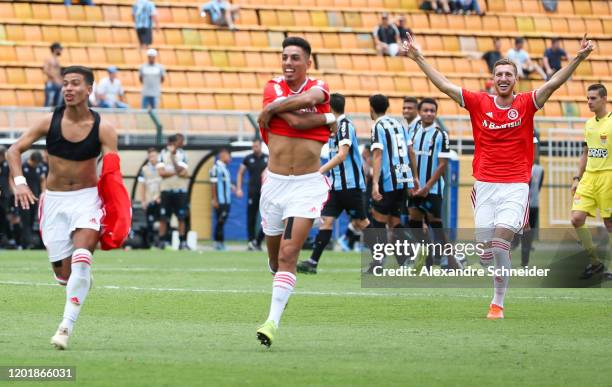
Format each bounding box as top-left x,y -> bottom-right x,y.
543,37 -> 568,79
19,151 -> 46,248
0,146 -> 11,246
373,13 -> 400,56
236,139 -> 268,250
482,38 -> 502,74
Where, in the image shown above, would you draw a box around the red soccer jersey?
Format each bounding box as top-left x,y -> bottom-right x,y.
260,76 -> 331,144
461,88 -> 540,183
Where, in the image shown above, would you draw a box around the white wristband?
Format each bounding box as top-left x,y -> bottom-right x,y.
13,176 -> 27,186
324,113 -> 336,125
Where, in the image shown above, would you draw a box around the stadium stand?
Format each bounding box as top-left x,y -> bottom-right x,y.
0,0 -> 610,120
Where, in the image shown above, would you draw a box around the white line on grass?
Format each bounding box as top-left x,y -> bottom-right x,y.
7,267 -> 361,274
0,280 -> 607,301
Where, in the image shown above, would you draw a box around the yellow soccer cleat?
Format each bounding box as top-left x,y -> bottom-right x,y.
256,320 -> 278,348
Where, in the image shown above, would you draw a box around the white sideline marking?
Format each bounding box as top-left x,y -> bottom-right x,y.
0,280 -> 607,301
9,267 -> 361,274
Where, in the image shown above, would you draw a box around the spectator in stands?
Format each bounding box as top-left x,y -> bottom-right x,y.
200,0 -> 240,30
97,66 -> 128,108
395,16 -> 413,43
460,0 -> 483,15
543,37 -> 568,79
373,13 -> 401,57
132,0 -> 159,49
64,0 -> 94,5
482,38 -> 502,74
420,0 -> 451,14
482,79 -> 495,94
43,42 -> 63,108
506,37 -> 547,80
542,0 -> 558,12
139,49 -> 165,110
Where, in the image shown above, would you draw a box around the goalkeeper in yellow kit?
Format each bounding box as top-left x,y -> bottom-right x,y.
570,83 -> 612,279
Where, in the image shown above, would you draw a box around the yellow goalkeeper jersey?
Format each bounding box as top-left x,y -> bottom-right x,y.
584,112 -> 612,172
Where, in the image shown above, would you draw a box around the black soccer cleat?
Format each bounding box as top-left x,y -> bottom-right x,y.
579,262 -> 604,279
297,260 -> 317,274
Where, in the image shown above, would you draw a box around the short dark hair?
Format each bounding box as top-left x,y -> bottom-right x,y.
50,42 -> 62,52
176,133 -> 184,139
0,145 -> 7,157
369,94 -> 389,115
218,147 -> 230,155
167,134 -> 177,144
587,83 -> 607,98
330,93 -> 345,114
403,96 -> 418,106
252,138 -> 261,144
30,151 -> 43,163
61,66 -> 94,86
493,58 -> 518,76
282,36 -> 312,57
515,37 -> 524,45
418,98 -> 438,111
551,37 -> 561,44
147,147 -> 158,153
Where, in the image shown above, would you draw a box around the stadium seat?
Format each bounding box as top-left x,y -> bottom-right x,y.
14,3 -> 33,19
378,76 -> 395,92
522,1 -> 542,13
0,90 -> 17,106
16,90 -> 36,107
368,56 -> 387,72
481,16 -> 499,32
259,10 -> 279,26
556,1 -> 574,15
573,2 -> 592,15
487,0 -> 505,12
591,61 -> 610,77
179,93 -> 199,110
59,27 -> 79,43
171,7 -> 191,24
162,93 -> 181,109
386,57 -> 404,72
6,26 -> 25,42
442,36 -> 460,52
322,33 -> 342,50
344,12 -> 363,28
429,15 -> 448,30
531,17 -> 552,32
424,36 -> 443,52
293,11 -> 312,27
410,13 -> 429,29
516,17 -> 534,33
0,3 -> 14,18
105,48 -> 125,65
49,4 -> 68,20
176,50 -> 195,66
7,68 -> 26,85
334,54 -> 353,71
239,9 -> 259,25
360,75 -> 378,91
232,94 -> 253,111
591,1 -> 610,15
276,10 -> 295,26
88,47 -> 107,64
164,29 -> 183,46
77,27 -> 96,44
85,6 -> 103,21
505,1 -> 522,13
551,18 -> 569,33
214,94 -> 234,110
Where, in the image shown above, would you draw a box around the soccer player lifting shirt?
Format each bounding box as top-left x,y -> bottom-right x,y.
402,33 -> 594,319
7,66 -> 118,349
255,37 -> 336,347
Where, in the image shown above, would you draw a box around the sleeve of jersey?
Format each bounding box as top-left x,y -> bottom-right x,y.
438,130 -> 452,158
371,124 -> 384,151
312,80 -> 330,104
529,89 -> 542,112
338,121 -> 352,147
98,153 -> 132,251
459,88 -> 479,110
262,81 -> 286,108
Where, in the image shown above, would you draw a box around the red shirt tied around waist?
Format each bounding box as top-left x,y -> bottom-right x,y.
461,88 -> 540,184
260,76 -> 331,144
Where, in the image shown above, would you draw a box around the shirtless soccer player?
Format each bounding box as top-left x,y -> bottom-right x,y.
255,37 -> 336,347
8,66 -> 118,349
402,33 -> 594,319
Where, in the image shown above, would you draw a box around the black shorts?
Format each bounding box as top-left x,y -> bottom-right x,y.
321,188 -> 367,220
136,28 -> 153,45
146,202 -> 160,224
372,189 -> 405,217
160,191 -> 189,221
408,194 -> 443,219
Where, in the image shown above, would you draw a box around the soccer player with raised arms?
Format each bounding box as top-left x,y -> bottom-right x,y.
570,83 -> 612,279
7,66 -> 119,349
402,33 -> 594,319
256,37 -> 336,347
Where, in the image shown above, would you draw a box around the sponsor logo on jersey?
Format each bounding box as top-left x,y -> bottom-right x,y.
482,119 -> 522,130
486,112 -> 493,118
508,109 -> 519,120
588,148 -> 608,158
601,134 -> 607,145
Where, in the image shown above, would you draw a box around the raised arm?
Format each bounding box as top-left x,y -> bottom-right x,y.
536,34 -> 594,108
277,112 -> 328,130
7,114 -> 51,209
402,34 -> 462,105
258,87 -> 328,129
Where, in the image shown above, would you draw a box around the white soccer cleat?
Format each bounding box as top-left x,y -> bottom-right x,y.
50,327 -> 70,350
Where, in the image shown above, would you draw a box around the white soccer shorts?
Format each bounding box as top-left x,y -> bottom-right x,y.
259,171 -> 331,236
38,187 -> 103,262
470,181 -> 529,241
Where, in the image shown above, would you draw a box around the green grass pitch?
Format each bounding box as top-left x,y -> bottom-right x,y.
1,249 -> 611,386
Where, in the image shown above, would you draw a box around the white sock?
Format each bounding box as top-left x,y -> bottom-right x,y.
266,271 -> 296,326
491,238 -> 511,308
479,247 -> 494,267
60,249 -> 92,333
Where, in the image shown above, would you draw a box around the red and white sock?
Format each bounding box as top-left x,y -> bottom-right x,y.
479,248 -> 494,267
491,238 -> 511,308
60,249 -> 92,333
266,271 -> 296,326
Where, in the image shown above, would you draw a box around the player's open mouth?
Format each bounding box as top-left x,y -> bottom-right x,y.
284,69 -> 295,75
65,95 -> 74,101
497,84 -> 510,91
